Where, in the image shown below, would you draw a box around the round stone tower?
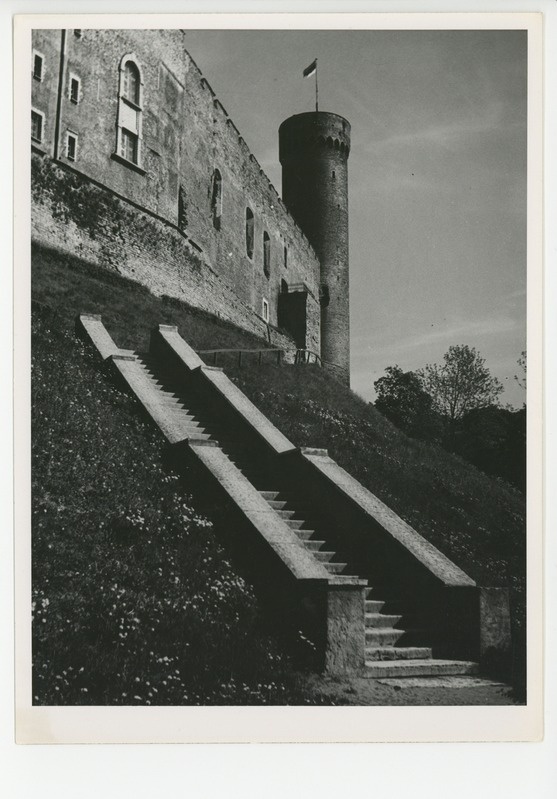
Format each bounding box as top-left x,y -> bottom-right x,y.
279,111 -> 351,383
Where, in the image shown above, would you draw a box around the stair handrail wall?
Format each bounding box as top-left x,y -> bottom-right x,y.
77,315 -> 367,673
151,324 -> 512,671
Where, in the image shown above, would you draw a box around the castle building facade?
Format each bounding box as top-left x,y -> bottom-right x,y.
31,29 -> 351,382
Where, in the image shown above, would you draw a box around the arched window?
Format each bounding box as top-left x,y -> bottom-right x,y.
263,231 -> 271,279
123,61 -> 140,105
245,207 -> 254,258
211,169 -> 222,230
114,55 -> 144,169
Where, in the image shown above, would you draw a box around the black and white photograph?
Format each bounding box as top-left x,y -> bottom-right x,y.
13,9 -> 545,748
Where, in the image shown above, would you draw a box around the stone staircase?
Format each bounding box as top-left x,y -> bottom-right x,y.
133,350 -> 479,680
79,315 -> 513,679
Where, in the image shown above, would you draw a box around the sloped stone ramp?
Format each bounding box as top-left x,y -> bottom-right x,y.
77,314 -> 512,684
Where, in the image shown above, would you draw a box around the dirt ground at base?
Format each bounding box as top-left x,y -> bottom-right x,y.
299,673 -> 522,706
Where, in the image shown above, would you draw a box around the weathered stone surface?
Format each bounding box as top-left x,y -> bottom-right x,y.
200,367 -> 295,455
326,584 -> 366,673
155,326 -> 296,455
302,449 -> 475,588
189,442 -> 329,582
77,314 -> 121,361
32,30 -> 322,354
479,587 -> 512,669
364,659 -> 479,678
156,325 -> 205,371
280,113 -> 351,382
111,355 -> 190,445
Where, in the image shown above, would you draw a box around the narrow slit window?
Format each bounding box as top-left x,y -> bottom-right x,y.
69,76 -> 80,104
262,299 -> 269,322
178,185 -> 187,230
211,169 -> 222,230
66,132 -> 77,161
284,246 -> 288,269
245,207 -> 254,258
263,231 -> 271,278
31,110 -> 43,143
33,52 -> 43,81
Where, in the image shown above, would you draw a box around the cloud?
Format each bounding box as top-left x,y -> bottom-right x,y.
352,312 -> 522,365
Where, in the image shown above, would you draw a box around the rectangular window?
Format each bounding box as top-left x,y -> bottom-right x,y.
69,76 -> 80,104
262,299 -> 269,323
66,132 -> 77,161
120,129 -> 138,164
31,110 -> 43,143
33,52 -> 43,81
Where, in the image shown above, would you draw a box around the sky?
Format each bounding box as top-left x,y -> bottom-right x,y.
184,28 -> 527,407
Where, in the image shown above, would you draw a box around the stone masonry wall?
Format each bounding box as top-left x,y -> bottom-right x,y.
31,29 -> 321,355
32,154 -> 297,350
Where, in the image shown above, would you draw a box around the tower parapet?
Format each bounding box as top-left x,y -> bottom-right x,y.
279,112 -> 351,383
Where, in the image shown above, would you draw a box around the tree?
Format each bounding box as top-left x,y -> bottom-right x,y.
452,405 -> 526,492
374,365 -> 442,440
418,345 -> 503,428
515,350 -> 526,392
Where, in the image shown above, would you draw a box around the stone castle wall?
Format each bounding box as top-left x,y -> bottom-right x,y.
31,29 -> 322,355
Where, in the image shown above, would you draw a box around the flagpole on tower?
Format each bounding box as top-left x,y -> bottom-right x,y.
315,59 -> 319,112
302,58 -> 319,112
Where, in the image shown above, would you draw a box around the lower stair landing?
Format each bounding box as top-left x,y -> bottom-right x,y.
364,659 -> 479,679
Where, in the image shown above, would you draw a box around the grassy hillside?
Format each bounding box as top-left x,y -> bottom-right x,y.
32,244 -> 279,354
32,305 -> 331,705
31,244 -> 526,698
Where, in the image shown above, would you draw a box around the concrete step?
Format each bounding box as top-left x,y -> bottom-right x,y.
284,519 -> 306,530
365,646 -> 432,661
365,628 -> 405,646
325,562 -> 348,575
302,539 -> 326,551
176,422 -> 207,434
275,508 -> 298,520
363,659 -> 479,679
167,410 -> 198,421
258,491 -> 281,499
365,600 -> 385,613
157,394 -> 186,405
295,530 -> 316,541
312,550 -> 336,563
394,629 -> 438,647
267,499 -> 312,511
365,613 -> 403,629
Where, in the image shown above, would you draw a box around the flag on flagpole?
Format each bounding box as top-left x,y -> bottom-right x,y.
303,58 -> 317,78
